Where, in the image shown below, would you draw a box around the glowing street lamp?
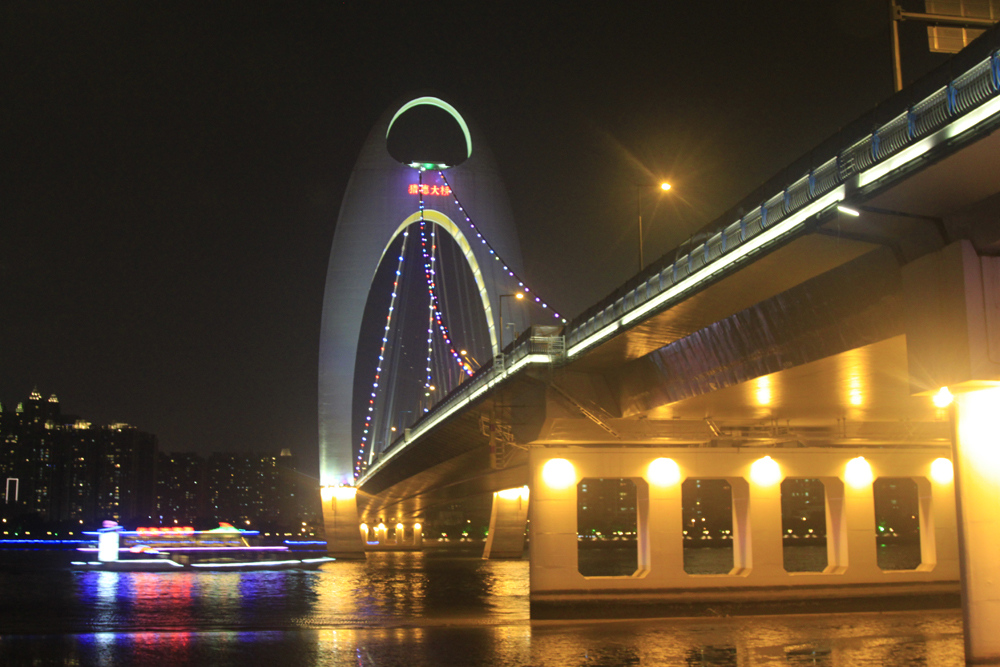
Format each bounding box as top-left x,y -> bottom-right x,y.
459,349 -> 481,373
637,182 -> 672,272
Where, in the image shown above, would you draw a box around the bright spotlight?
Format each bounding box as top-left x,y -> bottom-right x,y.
497,486 -> 528,501
930,458 -> 954,484
750,456 -> 782,486
333,486 -> 357,501
647,458 -> 681,486
933,387 -> 954,408
541,458 -> 575,489
845,456 -> 874,488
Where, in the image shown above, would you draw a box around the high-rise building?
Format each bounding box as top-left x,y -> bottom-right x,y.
0,389 -> 157,526
156,452 -> 206,525
2,390 -> 320,534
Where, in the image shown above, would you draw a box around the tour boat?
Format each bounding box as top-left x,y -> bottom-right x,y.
71,522 -> 334,571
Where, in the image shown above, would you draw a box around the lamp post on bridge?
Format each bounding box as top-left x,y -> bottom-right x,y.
636,181 -> 672,273
498,292 -> 524,356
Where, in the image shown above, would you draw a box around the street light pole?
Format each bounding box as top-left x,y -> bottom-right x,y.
636,182 -> 672,273
498,292 -> 524,354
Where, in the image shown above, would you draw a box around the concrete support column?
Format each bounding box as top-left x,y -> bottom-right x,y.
730,477 -> 752,575
954,387 -> 1000,663
413,522 -> 423,548
484,486 -> 530,559
320,486 -> 366,559
823,477 -> 849,573
646,458 -> 682,581
745,462 -> 784,579
529,453 -> 579,592
843,457 -> 879,574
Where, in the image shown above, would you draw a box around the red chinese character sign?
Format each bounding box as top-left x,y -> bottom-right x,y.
407,184 -> 452,196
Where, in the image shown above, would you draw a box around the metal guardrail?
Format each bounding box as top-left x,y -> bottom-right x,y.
563,46 -> 1000,355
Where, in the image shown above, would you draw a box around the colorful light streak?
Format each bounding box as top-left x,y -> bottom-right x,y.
71,559 -> 185,568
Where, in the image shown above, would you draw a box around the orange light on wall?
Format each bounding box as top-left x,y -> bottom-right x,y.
933,386 -> 954,408
755,376 -> 772,406
930,458 -> 954,484
647,458 -> 681,486
845,456 -> 874,488
750,456 -> 782,486
541,458 -> 575,489
497,486 -> 529,501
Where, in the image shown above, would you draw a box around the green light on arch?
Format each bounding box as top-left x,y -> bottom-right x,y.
386,97 -> 473,160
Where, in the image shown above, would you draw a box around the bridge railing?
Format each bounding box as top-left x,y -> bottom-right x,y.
368,326 -> 564,473
564,44 -> 1000,357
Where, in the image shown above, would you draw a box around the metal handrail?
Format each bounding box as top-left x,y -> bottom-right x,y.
564,45 -> 1000,353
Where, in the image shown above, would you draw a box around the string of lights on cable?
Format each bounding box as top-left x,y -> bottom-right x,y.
418,174 -> 475,392
437,170 -> 566,323
419,205 -> 474,383
356,225 -> 411,477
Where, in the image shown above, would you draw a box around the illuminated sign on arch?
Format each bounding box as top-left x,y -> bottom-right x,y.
407,184 -> 452,196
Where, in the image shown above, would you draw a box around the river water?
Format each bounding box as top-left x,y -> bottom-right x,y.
0,548 -> 964,666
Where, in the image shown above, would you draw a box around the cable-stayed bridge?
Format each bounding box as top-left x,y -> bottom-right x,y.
319,32 -> 1000,658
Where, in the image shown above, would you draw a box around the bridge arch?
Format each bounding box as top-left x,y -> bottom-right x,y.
319,95 -> 525,487
378,209 -> 500,355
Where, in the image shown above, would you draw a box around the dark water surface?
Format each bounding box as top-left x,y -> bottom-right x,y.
0,549 -> 964,666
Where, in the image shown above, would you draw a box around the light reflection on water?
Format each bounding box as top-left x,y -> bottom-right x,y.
0,550 -> 964,665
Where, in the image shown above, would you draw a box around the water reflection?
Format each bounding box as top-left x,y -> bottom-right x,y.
0,550 -> 965,665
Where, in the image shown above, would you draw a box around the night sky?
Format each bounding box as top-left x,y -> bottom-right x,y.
3,2 -> 954,476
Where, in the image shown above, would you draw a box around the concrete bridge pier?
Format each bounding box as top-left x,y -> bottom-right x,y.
320,486 -> 366,559
483,486 -> 529,559
954,388 -> 1000,664
904,241 -> 1000,663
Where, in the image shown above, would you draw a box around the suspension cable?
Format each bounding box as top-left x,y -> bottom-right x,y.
358,224 -> 411,476
437,170 -> 566,323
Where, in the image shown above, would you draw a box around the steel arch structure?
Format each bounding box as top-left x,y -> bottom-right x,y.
318,95 -> 526,487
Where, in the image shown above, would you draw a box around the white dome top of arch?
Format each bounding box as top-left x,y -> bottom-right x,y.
386,96 -> 473,160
